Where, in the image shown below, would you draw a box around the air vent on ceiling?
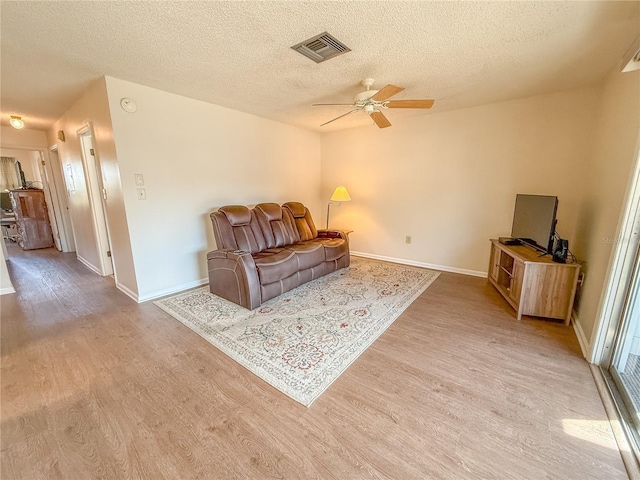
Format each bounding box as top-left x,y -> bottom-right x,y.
291,32 -> 351,63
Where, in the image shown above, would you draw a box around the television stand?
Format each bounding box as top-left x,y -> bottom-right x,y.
488,239 -> 580,325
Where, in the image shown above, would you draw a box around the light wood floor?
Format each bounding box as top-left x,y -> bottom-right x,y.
1,245 -> 628,479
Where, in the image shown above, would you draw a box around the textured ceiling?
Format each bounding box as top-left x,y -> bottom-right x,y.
1,1 -> 639,132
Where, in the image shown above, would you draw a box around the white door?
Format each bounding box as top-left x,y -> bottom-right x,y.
35,150 -> 64,251
49,146 -> 76,252
78,127 -> 113,276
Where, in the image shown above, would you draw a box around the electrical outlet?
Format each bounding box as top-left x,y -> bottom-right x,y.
137,188 -> 146,200
405,235 -> 412,244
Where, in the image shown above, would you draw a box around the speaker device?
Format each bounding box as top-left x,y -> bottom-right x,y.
552,238 -> 569,263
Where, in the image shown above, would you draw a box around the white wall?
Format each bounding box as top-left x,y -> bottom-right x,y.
1,126 -> 48,148
104,76 -> 322,301
46,78 -> 138,296
0,245 -> 15,295
572,68 -> 640,350
321,87 -> 600,275
0,148 -> 41,186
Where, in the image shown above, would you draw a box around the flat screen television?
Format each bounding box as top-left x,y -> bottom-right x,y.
511,194 -> 558,253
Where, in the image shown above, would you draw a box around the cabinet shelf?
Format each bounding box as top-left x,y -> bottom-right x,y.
488,239 -> 580,325
499,265 -> 513,278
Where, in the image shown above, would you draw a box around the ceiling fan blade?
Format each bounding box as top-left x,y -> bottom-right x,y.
320,108 -> 361,126
371,84 -> 405,102
370,110 -> 391,128
313,103 -> 355,106
386,99 -> 435,109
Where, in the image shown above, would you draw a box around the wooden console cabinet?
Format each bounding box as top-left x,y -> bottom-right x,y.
488,239 -> 580,325
9,189 -> 54,250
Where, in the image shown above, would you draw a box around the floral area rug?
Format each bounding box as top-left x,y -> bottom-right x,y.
153,257 -> 440,406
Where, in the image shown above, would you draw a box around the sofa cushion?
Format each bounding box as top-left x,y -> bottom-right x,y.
314,238 -> 349,262
283,201 -> 306,218
253,249 -> 298,284
212,207 -> 266,254
220,205 -> 252,226
285,241 -> 325,270
255,203 -> 297,248
283,202 -> 318,242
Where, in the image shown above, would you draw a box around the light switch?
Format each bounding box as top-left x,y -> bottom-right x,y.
135,174 -> 144,186
137,188 -> 146,200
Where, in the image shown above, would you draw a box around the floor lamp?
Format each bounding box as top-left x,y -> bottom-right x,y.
326,185 -> 351,229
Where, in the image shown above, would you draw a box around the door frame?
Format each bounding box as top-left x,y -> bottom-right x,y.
592,132 -> 640,365
0,143 -> 70,252
77,123 -> 113,276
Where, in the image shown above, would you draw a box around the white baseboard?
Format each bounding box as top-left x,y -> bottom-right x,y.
116,282 -> 139,302
76,255 -> 102,276
0,286 -> 16,295
351,251 -> 487,278
572,310 -> 590,360
137,277 -> 209,303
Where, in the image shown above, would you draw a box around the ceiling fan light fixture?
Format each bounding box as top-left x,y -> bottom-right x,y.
354,90 -> 379,104
314,78 -> 434,129
9,115 -> 24,129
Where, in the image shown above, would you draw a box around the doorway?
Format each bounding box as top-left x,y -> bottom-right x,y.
596,134 -> 640,462
0,148 -> 64,252
78,125 -> 113,276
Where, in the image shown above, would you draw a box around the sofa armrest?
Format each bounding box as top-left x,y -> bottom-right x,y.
317,229 -> 349,241
206,249 -> 261,310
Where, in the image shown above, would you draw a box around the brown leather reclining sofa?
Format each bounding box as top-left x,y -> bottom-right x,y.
207,202 -> 350,309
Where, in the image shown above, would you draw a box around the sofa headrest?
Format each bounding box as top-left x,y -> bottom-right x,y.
219,205 -> 252,226
255,203 -> 282,222
283,202 -> 306,218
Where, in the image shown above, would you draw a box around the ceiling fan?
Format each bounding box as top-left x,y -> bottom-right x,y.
313,78 -> 434,128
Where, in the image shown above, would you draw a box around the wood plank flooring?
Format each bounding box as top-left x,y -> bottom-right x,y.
0,245 -> 628,479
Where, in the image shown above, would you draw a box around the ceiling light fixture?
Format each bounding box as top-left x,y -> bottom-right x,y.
9,115 -> 24,129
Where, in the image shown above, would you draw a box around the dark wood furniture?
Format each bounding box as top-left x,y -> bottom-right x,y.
9,189 -> 54,250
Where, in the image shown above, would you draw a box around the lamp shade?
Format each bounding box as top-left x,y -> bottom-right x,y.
330,185 -> 351,202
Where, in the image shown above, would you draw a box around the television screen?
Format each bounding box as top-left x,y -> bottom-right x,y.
511,194 -> 558,253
